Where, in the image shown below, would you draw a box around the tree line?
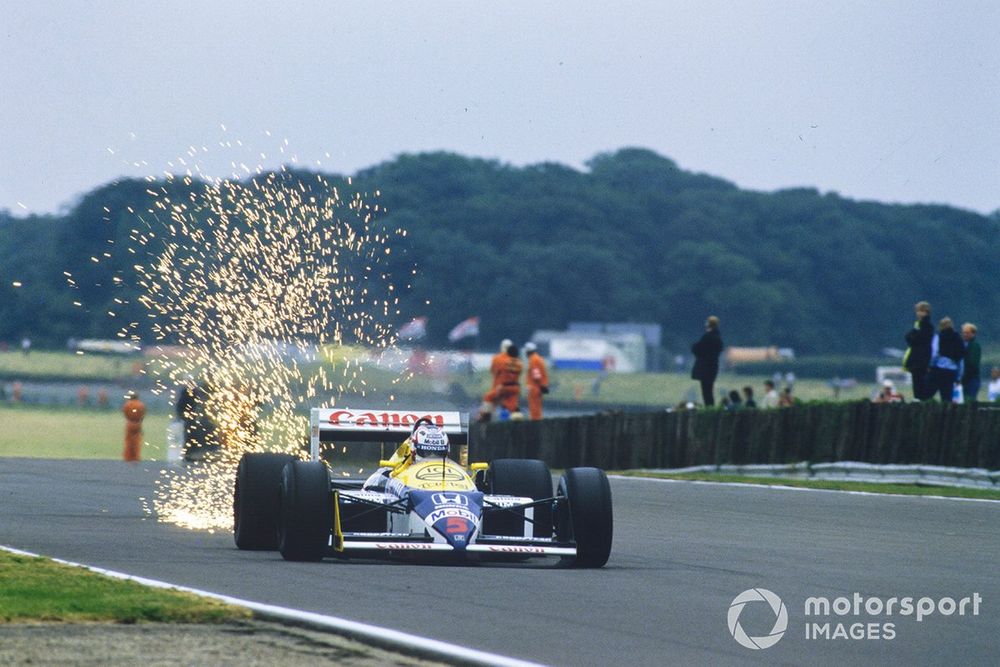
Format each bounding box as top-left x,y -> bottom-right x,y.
1,148 -> 997,356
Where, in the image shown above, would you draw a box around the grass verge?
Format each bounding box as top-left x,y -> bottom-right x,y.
1,349 -> 878,405
0,551 -> 249,623
615,470 -> 1000,501
0,350 -> 144,382
0,404 -> 169,460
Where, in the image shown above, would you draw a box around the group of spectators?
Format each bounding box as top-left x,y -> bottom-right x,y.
690,316 -> 796,410
690,302 -> 995,409
719,380 -> 796,411
478,339 -> 549,421
903,301 -> 984,402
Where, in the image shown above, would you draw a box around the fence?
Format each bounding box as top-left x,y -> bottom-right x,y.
470,402 -> 1000,471
644,462 -> 1000,489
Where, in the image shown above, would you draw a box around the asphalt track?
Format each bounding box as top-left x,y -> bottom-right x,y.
1,458 -> 997,666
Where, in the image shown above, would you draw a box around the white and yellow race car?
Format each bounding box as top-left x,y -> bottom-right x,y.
233,408 -> 613,567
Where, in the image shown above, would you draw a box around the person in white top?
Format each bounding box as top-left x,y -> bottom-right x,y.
761,379 -> 780,408
987,367 -> 1000,402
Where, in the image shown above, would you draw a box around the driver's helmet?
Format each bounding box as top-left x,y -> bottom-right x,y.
411,421 -> 449,459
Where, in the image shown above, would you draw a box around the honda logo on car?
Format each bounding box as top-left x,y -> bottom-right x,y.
431,493 -> 468,506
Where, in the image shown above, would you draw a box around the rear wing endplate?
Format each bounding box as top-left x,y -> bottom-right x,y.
310,408 -> 468,460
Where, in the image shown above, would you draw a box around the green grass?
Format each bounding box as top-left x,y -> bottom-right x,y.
1,348 -> 880,406
0,551 -> 248,623
541,370 -> 874,405
0,350 -> 145,381
616,470 -> 1000,501
0,404 -> 170,460
378,366 -> 874,406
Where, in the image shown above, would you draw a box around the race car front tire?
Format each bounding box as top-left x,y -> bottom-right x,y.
234,452 -> 297,550
484,458 -> 553,538
557,467 -> 613,568
278,460 -> 332,562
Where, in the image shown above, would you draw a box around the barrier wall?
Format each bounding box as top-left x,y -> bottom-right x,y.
470,402 -> 1000,470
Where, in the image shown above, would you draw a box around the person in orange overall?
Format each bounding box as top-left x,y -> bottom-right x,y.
479,339 -> 512,420
524,342 -> 549,420
122,391 -> 145,462
490,339 -> 512,382
494,344 -> 523,416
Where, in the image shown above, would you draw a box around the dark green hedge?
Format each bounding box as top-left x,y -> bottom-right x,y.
470,402 -> 1000,470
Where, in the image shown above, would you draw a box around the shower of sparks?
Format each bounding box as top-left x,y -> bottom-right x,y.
130,166 -> 405,531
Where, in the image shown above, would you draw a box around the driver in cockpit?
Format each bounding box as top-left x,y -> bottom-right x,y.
362,418 -> 450,493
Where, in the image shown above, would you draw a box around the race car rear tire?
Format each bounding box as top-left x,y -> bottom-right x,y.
557,467 -> 613,568
484,459 -> 553,538
278,460 -> 332,562
234,452 -> 297,550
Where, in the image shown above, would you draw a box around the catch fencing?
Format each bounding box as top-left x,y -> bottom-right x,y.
470,402 -> 1000,471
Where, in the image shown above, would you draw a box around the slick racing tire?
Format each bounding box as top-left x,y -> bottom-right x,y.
484,458 -> 553,538
557,467 -> 613,568
234,452 -> 297,550
278,460 -> 332,562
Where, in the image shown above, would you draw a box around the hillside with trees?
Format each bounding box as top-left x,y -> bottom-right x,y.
1,148 -> 997,356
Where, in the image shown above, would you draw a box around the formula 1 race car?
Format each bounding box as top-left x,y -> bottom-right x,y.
233,408 -> 613,567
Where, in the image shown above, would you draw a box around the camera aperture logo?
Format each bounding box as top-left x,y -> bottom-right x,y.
727,588 -> 983,648
728,588 -> 788,650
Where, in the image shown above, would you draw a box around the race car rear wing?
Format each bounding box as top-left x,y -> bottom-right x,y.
309,408 -> 468,460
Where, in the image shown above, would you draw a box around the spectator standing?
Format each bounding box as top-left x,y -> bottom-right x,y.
988,367 -> 1000,402
961,323 -> 982,402
761,380 -> 780,408
903,301 -> 934,400
742,386 -> 757,408
122,391 -> 145,462
690,316 -> 723,407
928,317 -> 965,402
20,337 -> 30,356
524,342 -> 549,420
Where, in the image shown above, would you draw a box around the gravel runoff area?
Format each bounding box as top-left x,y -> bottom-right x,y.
0,620 -> 445,667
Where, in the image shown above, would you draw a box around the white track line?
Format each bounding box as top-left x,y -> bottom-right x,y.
609,474 -> 1000,504
1,544 -> 544,667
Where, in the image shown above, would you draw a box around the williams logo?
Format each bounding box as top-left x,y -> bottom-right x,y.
728,588 -> 788,650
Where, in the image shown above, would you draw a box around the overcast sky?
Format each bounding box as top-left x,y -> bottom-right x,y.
2,1 -> 998,215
